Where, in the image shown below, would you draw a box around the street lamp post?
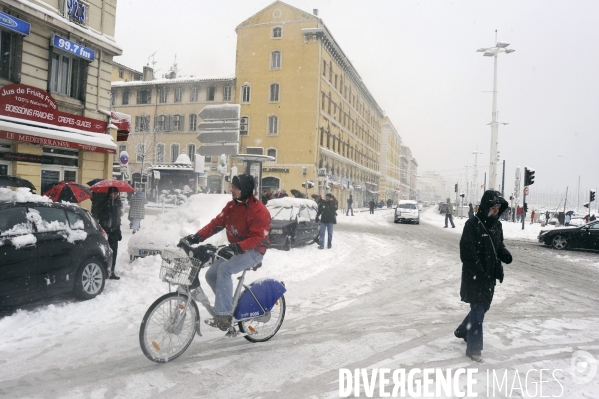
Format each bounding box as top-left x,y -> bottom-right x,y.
471,148 -> 483,203
477,31 -> 515,191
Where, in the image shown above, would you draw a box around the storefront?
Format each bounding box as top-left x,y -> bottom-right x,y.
0,84 -> 117,194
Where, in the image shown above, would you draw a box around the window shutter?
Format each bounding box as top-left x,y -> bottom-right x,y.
11,34 -> 23,83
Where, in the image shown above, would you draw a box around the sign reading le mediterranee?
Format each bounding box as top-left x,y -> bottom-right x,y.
0,12 -> 30,36
52,34 -> 95,62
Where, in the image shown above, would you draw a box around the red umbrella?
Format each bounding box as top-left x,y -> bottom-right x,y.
43,181 -> 93,203
90,179 -> 135,193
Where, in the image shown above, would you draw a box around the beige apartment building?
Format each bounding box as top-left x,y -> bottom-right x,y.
235,1 -> 389,207
110,67 -> 235,194
0,0 -> 122,205
380,116 -> 403,203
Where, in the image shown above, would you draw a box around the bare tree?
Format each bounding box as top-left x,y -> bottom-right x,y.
126,125 -> 163,186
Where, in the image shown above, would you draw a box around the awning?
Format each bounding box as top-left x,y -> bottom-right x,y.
0,119 -> 116,154
111,111 -> 131,142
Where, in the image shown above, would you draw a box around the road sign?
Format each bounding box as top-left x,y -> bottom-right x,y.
198,104 -> 240,121
197,131 -> 239,144
197,144 -> 239,157
197,121 -> 239,131
318,168 -> 326,176
524,186 -> 529,195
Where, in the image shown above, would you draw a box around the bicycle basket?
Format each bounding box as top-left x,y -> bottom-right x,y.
159,249 -> 202,286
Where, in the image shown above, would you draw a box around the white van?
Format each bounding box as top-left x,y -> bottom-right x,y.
394,200 -> 420,224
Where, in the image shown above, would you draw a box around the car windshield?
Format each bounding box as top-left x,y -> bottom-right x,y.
398,204 -> 417,209
269,206 -> 297,220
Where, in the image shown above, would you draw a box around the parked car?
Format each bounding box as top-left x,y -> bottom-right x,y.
538,221 -> 599,250
0,196 -> 112,308
394,200 -> 420,224
266,198 -> 319,250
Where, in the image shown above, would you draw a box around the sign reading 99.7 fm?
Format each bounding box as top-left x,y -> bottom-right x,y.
52,34 -> 95,62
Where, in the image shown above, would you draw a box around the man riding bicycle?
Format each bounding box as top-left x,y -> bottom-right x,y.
181,174 -> 271,330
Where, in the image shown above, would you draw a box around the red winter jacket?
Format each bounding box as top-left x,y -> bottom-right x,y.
196,195 -> 271,254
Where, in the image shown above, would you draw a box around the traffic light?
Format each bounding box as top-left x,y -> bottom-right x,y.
455,183 -> 458,193
590,190 -> 596,203
523,202 -> 528,213
524,167 -> 536,186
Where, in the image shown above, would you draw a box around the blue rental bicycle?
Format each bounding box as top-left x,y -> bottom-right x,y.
139,240 -> 286,363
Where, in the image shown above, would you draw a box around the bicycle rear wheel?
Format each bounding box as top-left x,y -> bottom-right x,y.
238,295 -> 286,343
139,292 -> 199,363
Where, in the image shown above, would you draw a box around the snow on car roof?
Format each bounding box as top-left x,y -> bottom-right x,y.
0,188 -> 52,204
266,198 -> 318,208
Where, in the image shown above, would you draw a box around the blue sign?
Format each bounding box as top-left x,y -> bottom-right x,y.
120,154 -> 129,164
0,12 -> 30,36
66,0 -> 87,24
52,34 -> 95,62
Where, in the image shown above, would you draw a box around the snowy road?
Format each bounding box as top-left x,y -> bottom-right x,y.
1,208 -> 598,398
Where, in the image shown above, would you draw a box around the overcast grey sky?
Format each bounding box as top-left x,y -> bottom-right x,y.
114,0 -> 599,199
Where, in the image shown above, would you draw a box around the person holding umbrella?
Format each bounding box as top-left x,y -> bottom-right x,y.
97,187 -> 124,280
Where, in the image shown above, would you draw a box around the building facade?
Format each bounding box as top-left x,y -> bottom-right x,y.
0,0 -> 122,202
380,116 -> 402,203
235,1 -> 387,208
110,67 -> 235,194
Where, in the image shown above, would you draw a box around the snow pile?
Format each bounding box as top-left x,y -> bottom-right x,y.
128,194 -> 232,252
0,187 -> 51,203
7,234 -> 36,249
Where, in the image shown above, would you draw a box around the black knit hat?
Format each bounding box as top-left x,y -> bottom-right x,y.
232,174 -> 255,201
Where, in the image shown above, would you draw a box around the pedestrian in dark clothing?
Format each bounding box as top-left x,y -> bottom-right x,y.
591,214 -> 596,222
346,194 -> 354,216
316,193 -> 337,249
545,211 -> 550,225
128,189 -> 147,233
97,187 -> 123,280
368,200 -> 375,214
445,198 -> 456,228
387,198 -> 393,209
261,190 -> 270,205
454,190 -> 513,362
468,203 -> 474,218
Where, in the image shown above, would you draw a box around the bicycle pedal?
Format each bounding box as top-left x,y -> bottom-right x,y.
225,327 -> 238,338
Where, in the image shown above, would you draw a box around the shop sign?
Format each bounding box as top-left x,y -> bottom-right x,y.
0,151 -> 78,166
262,167 -> 289,173
52,34 -> 94,62
0,84 -> 106,133
0,12 -> 30,36
0,130 -> 115,154
65,0 -> 87,25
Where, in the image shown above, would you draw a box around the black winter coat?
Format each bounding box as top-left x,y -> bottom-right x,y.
460,190 -> 512,306
98,196 -> 123,235
317,198 -> 338,224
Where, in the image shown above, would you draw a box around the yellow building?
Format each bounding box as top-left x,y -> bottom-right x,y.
0,0 -> 122,206
380,117 -> 403,204
111,65 -> 236,194
111,62 -> 142,83
235,1 -> 387,208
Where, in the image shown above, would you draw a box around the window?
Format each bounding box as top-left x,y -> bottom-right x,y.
267,148 -> 277,160
136,143 -> 145,162
241,85 -> 251,103
0,30 -> 23,83
135,115 -> 150,132
118,68 -> 123,78
268,115 -> 278,135
187,144 -> 196,162
32,207 -> 68,232
110,91 -> 115,105
170,143 -> 180,162
272,27 -> 282,38
0,207 -> 29,235
137,89 -> 151,104
50,51 -> 87,100
271,51 -> 281,69
155,115 -> 167,131
269,83 -> 280,102
114,143 -> 127,162
190,87 -> 198,102
223,85 -> 232,101
66,210 -> 84,229
122,90 -> 129,105
322,60 -> 326,77
189,114 -> 197,131
173,115 -> 183,131
158,87 -> 168,103
155,143 -> 165,163
206,86 -> 215,101
247,147 -> 264,155
240,116 -> 249,136
174,87 -> 183,102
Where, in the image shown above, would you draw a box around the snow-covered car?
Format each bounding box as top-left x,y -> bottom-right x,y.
394,200 -> 420,224
127,194 -> 231,261
0,188 -> 112,308
266,198 -> 319,250
538,220 -> 599,250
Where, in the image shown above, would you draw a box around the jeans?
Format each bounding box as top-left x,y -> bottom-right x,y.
131,218 -> 141,230
346,205 -> 353,216
205,249 -> 263,316
455,304 -> 490,356
319,223 -> 334,248
445,213 -> 455,227
107,231 -> 119,274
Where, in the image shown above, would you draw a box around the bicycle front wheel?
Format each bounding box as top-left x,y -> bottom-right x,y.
139,292 -> 199,363
238,295 -> 286,343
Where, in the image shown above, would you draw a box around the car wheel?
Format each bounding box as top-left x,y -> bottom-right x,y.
74,258 -> 106,300
552,235 -> 567,250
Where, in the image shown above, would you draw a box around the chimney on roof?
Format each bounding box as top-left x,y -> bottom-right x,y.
143,66 -> 153,81
313,9 -> 318,16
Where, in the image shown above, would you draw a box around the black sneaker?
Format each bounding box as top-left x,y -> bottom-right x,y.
318,246 -> 324,249
109,274 -> 120,280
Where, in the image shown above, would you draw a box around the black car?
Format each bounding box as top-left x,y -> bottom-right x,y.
0,200 -> 112,308
538,221 -> 599,250
267,198 -> 320,250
